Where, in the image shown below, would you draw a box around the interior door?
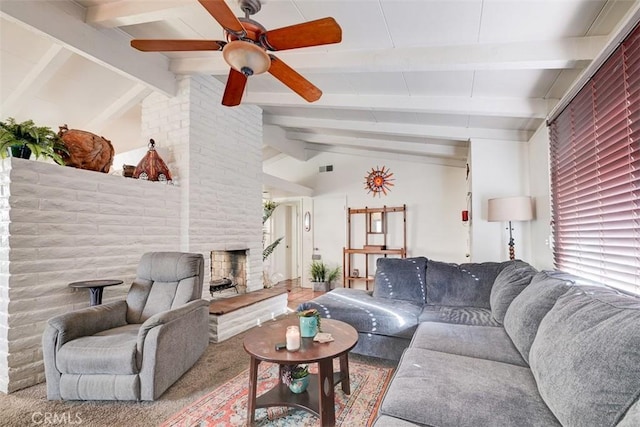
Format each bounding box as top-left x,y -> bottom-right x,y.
312,195 -> 347,283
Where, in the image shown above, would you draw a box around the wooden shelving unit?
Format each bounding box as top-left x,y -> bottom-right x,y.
343,205 -> 407,289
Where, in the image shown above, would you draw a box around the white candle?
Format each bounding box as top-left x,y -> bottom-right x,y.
286,326 -> 300,351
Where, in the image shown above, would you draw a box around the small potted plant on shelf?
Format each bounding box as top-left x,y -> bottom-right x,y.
281,364 -> 310,393
0,117 -> 67,164
309,260 -> 341,292
297,307 -> 321,337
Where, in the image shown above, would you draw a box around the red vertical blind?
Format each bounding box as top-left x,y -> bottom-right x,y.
549,22 -> 640,294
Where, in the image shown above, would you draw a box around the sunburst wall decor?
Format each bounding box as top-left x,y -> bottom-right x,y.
364,165 -> 394,197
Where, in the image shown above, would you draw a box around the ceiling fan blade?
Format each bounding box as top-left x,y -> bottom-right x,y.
198,0 -> 245,36
131,39 -> 225,52
222,68 -> 248,106
268,55 -> 322,102
262,17 -> 342,51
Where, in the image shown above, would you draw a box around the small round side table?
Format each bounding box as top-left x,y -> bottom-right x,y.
68,279 -> 124,306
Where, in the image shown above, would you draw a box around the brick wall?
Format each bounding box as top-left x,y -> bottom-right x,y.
141,75 -> 263,293
0,75 -> 263,393
0,158 -> 181,393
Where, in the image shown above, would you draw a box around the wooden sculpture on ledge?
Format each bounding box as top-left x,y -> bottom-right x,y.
57,125 -> 114,173
133,139 -> 172,183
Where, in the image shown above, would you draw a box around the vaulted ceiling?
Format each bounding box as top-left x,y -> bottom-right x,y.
1,0 -> 638,170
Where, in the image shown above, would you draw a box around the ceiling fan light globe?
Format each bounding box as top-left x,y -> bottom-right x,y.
222,40 -> 270,76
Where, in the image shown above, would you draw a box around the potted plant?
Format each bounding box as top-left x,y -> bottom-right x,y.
281,364 -> 309,393
297,307 -> 321,337
309,260 -> 341,292
0,117 -> 66,164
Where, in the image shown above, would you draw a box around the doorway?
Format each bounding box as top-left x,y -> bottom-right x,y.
270,200 -> 301,282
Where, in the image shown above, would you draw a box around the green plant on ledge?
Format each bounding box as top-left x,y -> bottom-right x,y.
0,117 -> 67,165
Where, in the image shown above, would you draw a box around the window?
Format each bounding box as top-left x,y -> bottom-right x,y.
549,22 -> 640,294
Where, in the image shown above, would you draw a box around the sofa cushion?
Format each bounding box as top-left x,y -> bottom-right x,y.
372,257 -> 427,304
529,285 -> 640,427
378,348 -> 561,427
419,305 -> 499,326
503,270 -> 575,363
411,322 -> 527,367
425,260 -> 506,308
300,288 -> 422,339
352,333 -> 411,361
56,324 -> 140,375
490,260 -> 537,324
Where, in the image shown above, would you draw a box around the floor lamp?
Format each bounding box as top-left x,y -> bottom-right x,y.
487,196 -> 534,260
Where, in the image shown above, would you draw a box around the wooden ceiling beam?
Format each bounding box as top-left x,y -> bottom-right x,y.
0,0 -> 176,96
171,37 -> 607,74
246,92 -> 554,119
285,131 -> 468,160
265,115 -> 531,142
85,0 -> 191,28
2,44 -> 72,116
85,83 -> 150,131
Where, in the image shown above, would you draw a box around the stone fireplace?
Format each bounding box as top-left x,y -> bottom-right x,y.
210,249 -> 248,294
208,248 -> 288,342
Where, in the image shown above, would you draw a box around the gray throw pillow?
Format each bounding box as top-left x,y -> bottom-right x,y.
373,257 -> 427,304
529,285 -> 640,426
503,270 -> 574,363
489,260 -> 538,324
425,260 -> 506,308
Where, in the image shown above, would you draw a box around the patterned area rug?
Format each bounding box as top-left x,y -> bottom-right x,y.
162,360 -> 394,426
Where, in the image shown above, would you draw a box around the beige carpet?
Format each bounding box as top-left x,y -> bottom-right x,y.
0,321 -> 395,427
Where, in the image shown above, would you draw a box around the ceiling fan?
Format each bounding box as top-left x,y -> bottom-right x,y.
131,0 -> 342,107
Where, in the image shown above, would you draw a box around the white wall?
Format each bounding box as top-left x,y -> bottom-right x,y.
469,138 -> 532,263
0,158 -> 181,393
527,124 -> 555,270
264,150 -> 469,287
0,75 -> 264,394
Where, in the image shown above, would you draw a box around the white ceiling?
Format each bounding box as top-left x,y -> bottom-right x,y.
1,0 -> 638,170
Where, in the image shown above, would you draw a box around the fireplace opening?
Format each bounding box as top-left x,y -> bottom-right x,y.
210,249 -> 248,296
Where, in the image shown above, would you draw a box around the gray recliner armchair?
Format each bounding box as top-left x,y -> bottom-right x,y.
43,252 -> 210,401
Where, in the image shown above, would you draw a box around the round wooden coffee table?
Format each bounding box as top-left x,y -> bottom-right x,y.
243,317 -> 358,426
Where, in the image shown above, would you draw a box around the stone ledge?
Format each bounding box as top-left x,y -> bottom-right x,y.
209,287 -> 289,343
209,287 -> 287,315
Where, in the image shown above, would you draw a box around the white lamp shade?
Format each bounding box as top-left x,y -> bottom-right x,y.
487,196 -> 534,222
222,40 -> 270,76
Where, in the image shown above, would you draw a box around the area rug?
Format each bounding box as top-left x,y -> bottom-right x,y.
161,360 -> 394,426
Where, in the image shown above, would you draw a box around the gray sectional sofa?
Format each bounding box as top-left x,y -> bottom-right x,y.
301,257 -> 640,426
